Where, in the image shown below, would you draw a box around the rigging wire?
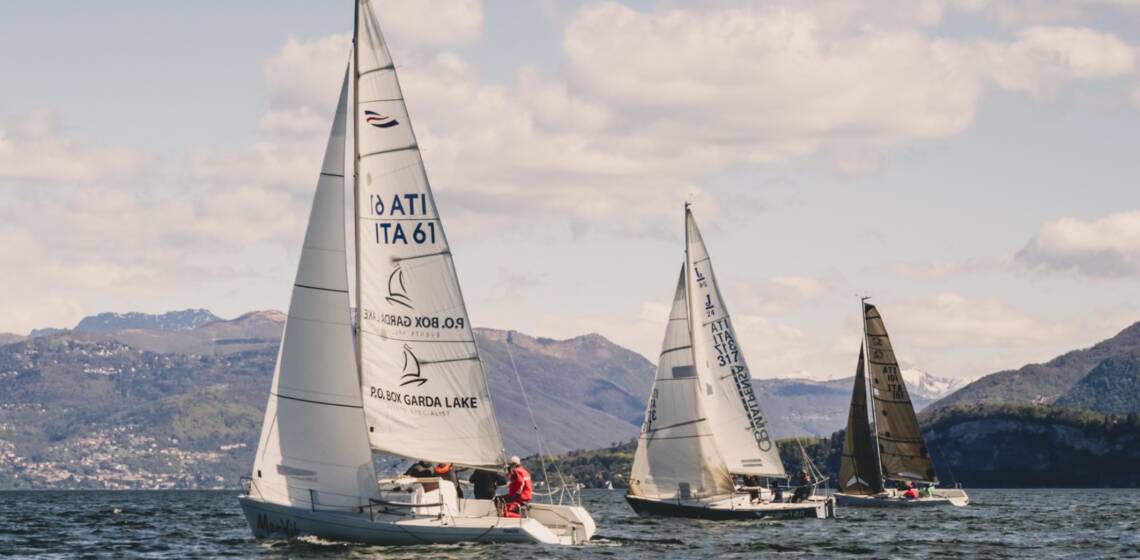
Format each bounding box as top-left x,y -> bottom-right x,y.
503,330 -> 574,504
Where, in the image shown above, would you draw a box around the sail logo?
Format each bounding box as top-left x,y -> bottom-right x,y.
694,265 -> 708,288
399,344 -> 426,387
386,264 -> 414,309
364,110 -> 399,128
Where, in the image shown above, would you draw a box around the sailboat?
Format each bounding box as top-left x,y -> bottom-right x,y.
625,205 -> 836,520
237,0 -> 595,545
834,300 -> 969,507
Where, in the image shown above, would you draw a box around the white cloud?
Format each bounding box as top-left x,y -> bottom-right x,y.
0,294 -> 85,335
886,255 -> 1013,280
1018,211 -> 1140,276
888,293 -> 1066,348
378,0 -> 483,47
264,34 -> 352,109
0,111 -> 149,184
976,0 -> 1140,28
982,26 -> 1136,100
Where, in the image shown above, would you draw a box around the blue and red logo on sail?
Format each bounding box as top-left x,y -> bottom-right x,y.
364,110 -> 399,128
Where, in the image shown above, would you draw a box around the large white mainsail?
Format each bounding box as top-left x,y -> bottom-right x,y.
250,69 -> 380,510
353,0 -> 505,467
630,267 -> 734,500
684,208 -> 785,477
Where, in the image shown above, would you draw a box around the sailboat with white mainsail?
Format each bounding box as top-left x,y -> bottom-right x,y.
834,299 -> 969,507
237,0 -> 595,544
625,205 -> 836,520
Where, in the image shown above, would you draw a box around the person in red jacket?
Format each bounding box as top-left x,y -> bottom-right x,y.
499,456 -> 532,518
902,481 -> 919,500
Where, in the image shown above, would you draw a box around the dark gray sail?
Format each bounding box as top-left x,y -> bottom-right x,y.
863,303 -> 938,483
838,345 -> 884,495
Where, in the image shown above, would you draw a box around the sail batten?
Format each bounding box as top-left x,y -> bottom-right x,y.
353,0 -> 505,467
862,303 -> 938,484
684,209 -> 785,478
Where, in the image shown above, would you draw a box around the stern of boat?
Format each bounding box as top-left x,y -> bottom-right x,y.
526,502 -> 596,544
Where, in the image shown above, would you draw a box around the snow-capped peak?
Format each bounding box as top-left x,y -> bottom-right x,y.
901,369 -> 975,400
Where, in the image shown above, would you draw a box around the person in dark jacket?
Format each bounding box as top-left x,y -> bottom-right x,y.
469,469 -> 508,500
742,475 -> 762,503
791,470 -> 812,503
768,478 -> 784,503
404,460 -> 433,478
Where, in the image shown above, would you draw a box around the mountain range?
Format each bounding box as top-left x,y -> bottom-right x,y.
5,308 -> 1139,489
927,321 -> 1140,414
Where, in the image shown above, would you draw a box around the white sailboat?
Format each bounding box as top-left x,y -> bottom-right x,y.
237,1 -> 595,545
834,299 -> 969,507
625,205 -> 836,520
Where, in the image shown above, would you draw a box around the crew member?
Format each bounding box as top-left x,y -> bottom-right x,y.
768,478 -> 784,503
903,481 -> 918,500
498,456 -> 532,518
743,475 -> 761,503
469,469 -> 507,500
434,463 -> 463,499
404,460 -> 433,478
791,470 -> 812,503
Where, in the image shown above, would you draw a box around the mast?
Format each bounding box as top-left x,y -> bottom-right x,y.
683,203 -> 697,374
861,296 -> 885,485
352,0 -> 363,384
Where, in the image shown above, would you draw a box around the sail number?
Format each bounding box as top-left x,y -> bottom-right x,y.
370,193 -> 429,217
709,317 -> 774,452
369,193 -> 438,245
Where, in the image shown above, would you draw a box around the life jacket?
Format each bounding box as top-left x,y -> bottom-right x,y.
508,465 -> 533,502
433,463 -> 452,476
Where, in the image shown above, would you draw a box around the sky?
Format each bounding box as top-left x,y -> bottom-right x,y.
3,0 -> 1140,381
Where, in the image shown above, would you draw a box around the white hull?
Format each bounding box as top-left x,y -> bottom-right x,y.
836,488 -> 969,508
239,495 -> 594,546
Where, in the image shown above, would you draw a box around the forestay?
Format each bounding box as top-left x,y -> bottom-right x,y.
630,268 -> 734,500
838,345 -> 884,495
863,303 -> 938,483
250,71 -> 380,510
684,209 -> 785,477
353,0 -> 506,467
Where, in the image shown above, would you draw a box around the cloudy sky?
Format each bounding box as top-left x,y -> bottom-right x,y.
4,0 -> 1140,381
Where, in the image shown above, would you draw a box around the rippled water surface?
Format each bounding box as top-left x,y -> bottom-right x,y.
1,489 -> 1137,558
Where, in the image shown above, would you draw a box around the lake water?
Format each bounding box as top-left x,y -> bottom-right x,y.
1,489 -> 1136,558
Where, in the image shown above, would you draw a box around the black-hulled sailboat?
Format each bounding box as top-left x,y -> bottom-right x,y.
834,300 -> 969,507
625,205 -> 835,519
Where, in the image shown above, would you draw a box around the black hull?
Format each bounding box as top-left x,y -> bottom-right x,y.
624,494 -> 833,520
